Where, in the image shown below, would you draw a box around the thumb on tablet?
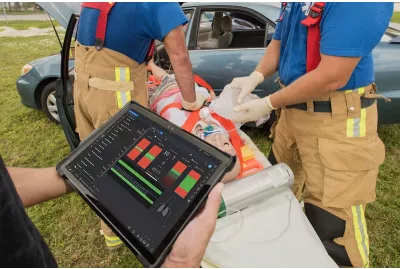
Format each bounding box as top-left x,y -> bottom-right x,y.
197,183 -> 224,224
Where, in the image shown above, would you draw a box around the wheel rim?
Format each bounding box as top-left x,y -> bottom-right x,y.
46,91 -> 59,122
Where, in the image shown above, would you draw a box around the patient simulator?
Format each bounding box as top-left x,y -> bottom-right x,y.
146,61 -> 338,268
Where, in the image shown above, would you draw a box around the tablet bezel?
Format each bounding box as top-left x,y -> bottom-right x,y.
57,101 -> 235,267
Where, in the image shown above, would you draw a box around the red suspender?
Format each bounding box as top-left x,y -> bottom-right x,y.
81,2 -> 154,60
301,2 -> 326,73
82,2 -> 116,51
146,41 -> 155,62
276,2 -> 288,22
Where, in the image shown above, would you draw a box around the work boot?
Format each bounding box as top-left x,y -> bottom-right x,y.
100,220 -> 123,250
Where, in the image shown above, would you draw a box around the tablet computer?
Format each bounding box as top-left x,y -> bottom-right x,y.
57,101 -> 235,267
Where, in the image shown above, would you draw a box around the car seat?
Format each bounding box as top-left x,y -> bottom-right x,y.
218,16 -> 233,49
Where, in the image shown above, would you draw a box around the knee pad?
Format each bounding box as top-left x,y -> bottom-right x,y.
305,203 -> 352,267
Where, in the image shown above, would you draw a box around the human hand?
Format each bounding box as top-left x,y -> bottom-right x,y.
162,183 -> 224,268
231,96 -> 275,123
181,92 -> 208,111
230,71 -> 264,103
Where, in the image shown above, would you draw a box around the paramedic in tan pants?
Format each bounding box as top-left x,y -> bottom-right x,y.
74,2 -> 205,250
227,3 -> 393,268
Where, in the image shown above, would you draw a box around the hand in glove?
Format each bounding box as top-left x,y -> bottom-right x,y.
230,71 -> 264,103
231,96 -> 275,123
181,92 -> 208,111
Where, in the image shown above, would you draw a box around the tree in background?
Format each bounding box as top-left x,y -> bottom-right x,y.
14,2 -> 21,11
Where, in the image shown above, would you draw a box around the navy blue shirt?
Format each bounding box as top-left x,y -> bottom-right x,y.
273,3 -> 394,90
77,2 -> 188,64
0,156 -> 58,267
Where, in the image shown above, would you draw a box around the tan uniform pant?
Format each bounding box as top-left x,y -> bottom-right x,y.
270,88 -> 385,267
73,42 -> 148,243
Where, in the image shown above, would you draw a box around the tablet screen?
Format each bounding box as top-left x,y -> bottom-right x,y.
64,107 -> 224,263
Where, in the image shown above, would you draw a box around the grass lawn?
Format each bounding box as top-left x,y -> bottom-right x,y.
3,10 -> 43,15
0,20 -> 60,30
1,34 -> 399,267
392,11 -> 400,23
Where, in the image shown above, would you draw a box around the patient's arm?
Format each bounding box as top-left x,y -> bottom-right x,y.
148,57 -> 168,81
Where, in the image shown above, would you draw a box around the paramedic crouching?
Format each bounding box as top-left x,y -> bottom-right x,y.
0,157 -> 223,268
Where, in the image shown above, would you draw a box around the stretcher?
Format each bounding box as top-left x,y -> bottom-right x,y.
147,72 -> 337,268
147,73 -> 269,180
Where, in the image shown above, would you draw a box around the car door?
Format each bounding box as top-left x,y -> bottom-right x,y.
186,5 -> 280,97
56,13 -> 81,150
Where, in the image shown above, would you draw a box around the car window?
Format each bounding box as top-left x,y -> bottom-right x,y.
199,11 -> 214,32
381,26 -> 400,42
196,9 -> 269,50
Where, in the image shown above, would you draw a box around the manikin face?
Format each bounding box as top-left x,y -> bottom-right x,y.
192,120 -> 240,183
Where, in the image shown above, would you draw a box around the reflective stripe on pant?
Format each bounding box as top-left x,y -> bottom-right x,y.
346,87 -> 367,138
115,67 -> 132,108
269,89 -> 385,267
351,205 -> 370,267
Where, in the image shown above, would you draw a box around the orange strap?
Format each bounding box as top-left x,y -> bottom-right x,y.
181,110 -> 200,132
180,111 -> 244,175
194,75 -> 214,95
240,158 -> 264,178
160,103 -> 183,117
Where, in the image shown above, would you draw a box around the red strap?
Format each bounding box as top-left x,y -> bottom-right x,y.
82,2 -> 116,50
301,2 -> 325,72
146,40 -> 155,62
194,75 -> 215,95
240,158 -> 264,178
181,110 -> 201,132
276,2 -> 287,22
160,103 -> 183,117
178,109 -> 245,176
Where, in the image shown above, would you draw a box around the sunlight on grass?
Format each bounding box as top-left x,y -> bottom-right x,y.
392,11 -> 400,23
0,32 -> 399,267
0,20 -> 60,30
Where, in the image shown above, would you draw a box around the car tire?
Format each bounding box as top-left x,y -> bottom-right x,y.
40,81 -> 60,124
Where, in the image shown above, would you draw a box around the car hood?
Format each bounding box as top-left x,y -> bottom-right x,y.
37,2 -> 82,29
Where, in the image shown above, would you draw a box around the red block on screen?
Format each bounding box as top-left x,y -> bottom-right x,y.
175,186 -> 188,198
149,145 -> 162,158
188,170 -> 201,181
138,156 -> 151,169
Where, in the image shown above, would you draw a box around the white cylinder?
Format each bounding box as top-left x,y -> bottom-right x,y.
218,163 -> 294,218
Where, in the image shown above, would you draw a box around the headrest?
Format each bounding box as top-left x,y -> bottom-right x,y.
220,16 -> 232,32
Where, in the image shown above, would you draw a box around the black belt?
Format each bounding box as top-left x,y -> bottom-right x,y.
286,98 -> 376,113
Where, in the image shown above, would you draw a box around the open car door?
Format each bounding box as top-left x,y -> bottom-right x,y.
56,13 -> 81,150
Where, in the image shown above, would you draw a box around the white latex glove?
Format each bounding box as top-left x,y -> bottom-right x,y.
230,71 -> 264,103
181,92 -> 208,111
231,95 -> 275,123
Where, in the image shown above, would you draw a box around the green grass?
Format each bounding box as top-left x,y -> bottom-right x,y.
391,11 -> 400,23
5,10 -> 43,15
0,20 -> 60,30
0,34 -> 399,267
